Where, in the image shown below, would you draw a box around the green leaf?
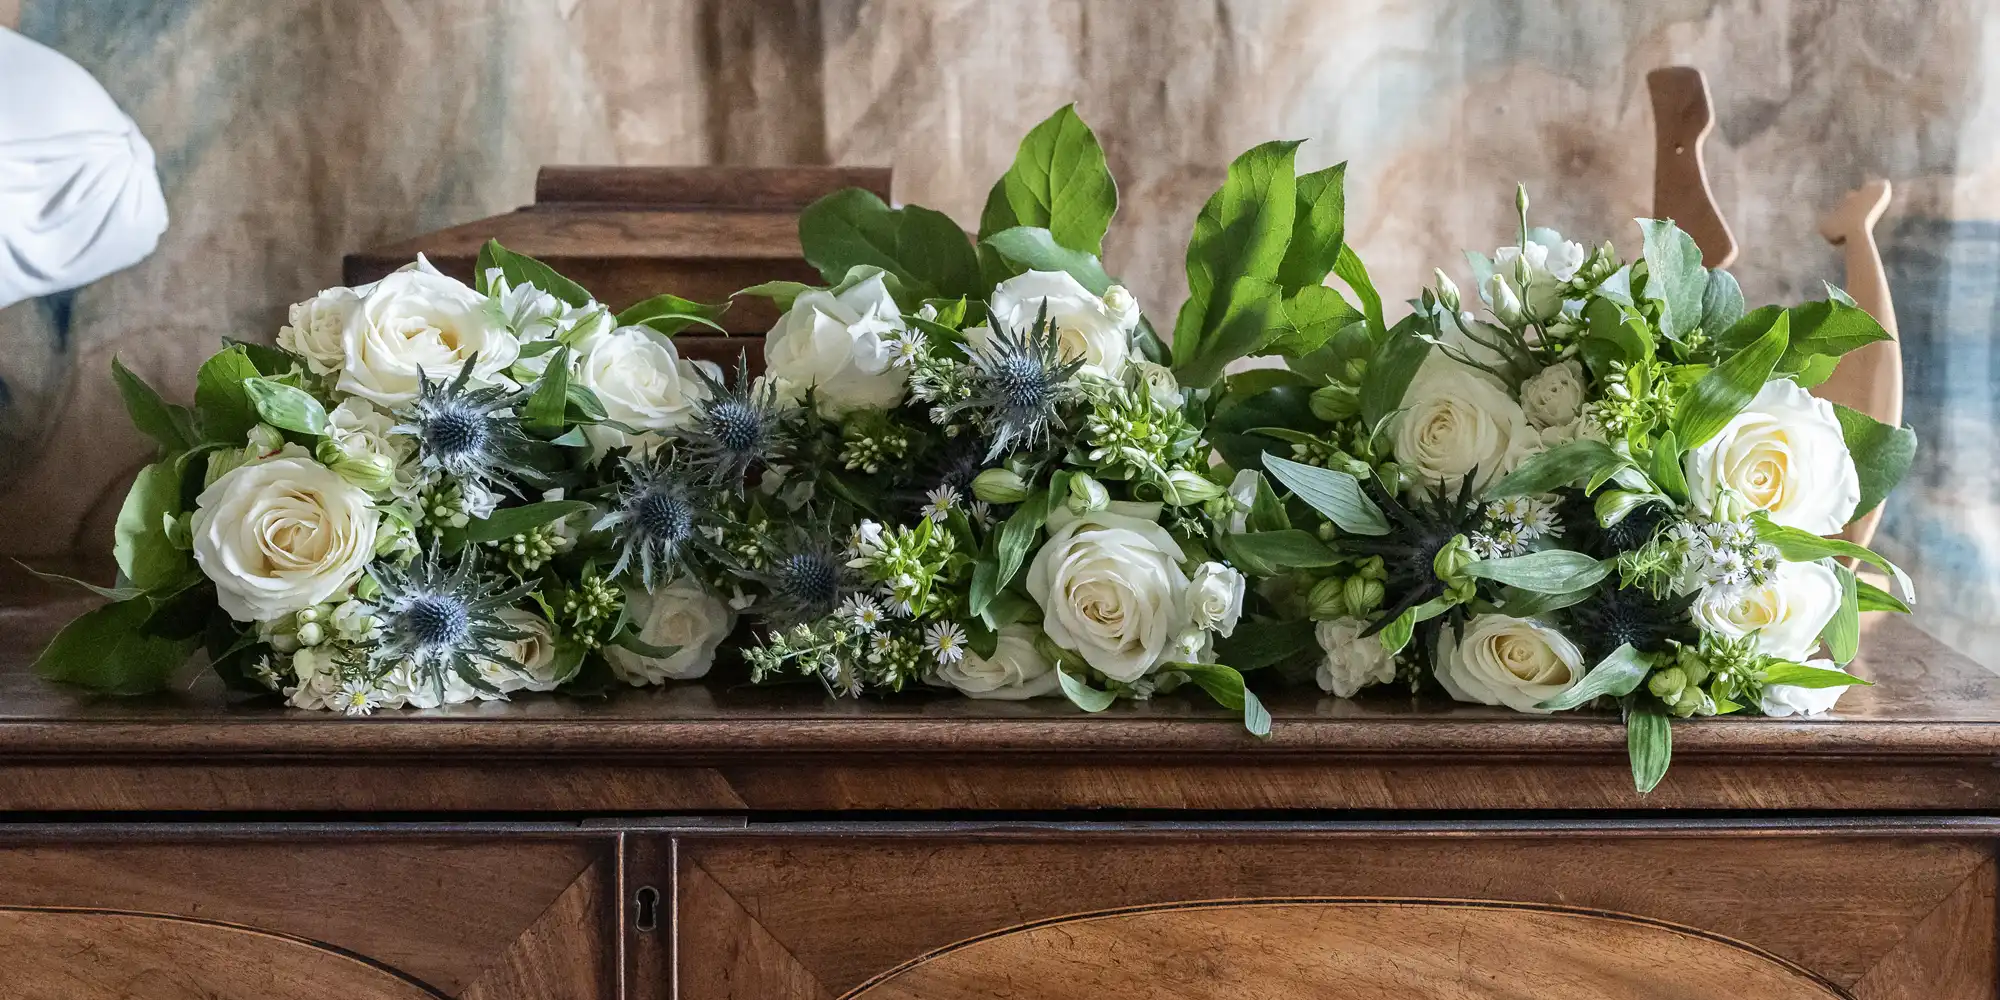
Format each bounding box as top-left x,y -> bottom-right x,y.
1261,453 -> 1389,536
610,628 -> 682,660
1057,667 -> 1117,713
1464,549 -> 1611,594
1784,298 -> 1893,366
732,280 -> 817,312
1492,585 -> 1597,618
1832,403 -> 1917,519
1650,429 -> 1688,503
1671,310 -> 1788,450
995,490 -> 1052,592
1700,269 -> 1746,337
34,597 -> 196,695
523,347 -> 571,433
194,345 -> 265,443
1276,162 -> 1347,292
15,560 -> 143,601
1359,315 -> 1431,429
112,357 -> 193,453
478,240 -> 594,308
1581,296 -> 1654,374
1214,619 -> 1317,672
1487,439 -> 1626,498
1247,471 -> 1290,532
1824,564 -> 1861,665
799,188 -> 978,303
242,377 -> 329,436
1264,284 -> 1362,358
1210,385 -> 1318,474
1638,219 -> 1707,340
616,292 -> 729,336
1762,662 -> 1872,689
981,226 -> 1113,293
114,462 -> 188,593
1171,140 -> 1302,387
1536,644 -> 1652,711
968,557 -> 1001,618
1752,517 -> 1915,605
1856,579 -> 1910,614
464,500 -> 593,543
977,104 -> 1118,256
1332,244 -> 1385,339
1175,662 -> 1272,736
1628,701 -> 1673,794
1377,609 -> 1416,655
1216,529 -> 1341,576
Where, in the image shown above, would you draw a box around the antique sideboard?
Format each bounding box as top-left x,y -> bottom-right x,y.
0,597 -> 1994,998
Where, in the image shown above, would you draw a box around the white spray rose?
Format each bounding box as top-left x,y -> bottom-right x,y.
572,324 -> 714,455
192,455 -> 380,622
1683,379 -> 1860,535
1394,353 -> 1536,493
337,267 -> 519,406
762,272 -> 907,415
1224,469 -> 1261,534
933,624 -> 1059,700
1314,617 -> 1397,697
984,270 -> 1137,379
277,287 -> 361,376
1760,658 -> 1855,717
1132,360 -> 1183,407
1436,615 -> 1586,714
604,577 -> 735,684
1692,559 -> 1842,660
1519,359 -> 1586,429
478,608 -> 565,694
375,660 -> 489,709
325,398 -> 418,497
1026,501 -> 1191,682
1187,561 -> 1246,637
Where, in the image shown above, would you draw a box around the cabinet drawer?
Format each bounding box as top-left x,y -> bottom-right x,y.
0,833 -> 617,1000
661,824 -> 1995,999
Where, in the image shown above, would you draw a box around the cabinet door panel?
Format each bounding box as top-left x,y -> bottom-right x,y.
667,832 -> 1995,1000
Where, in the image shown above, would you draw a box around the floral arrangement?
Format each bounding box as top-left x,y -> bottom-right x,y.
1213,186 -> 1917,788
36,107 -> 1917,791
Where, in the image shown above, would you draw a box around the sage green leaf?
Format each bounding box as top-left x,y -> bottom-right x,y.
1261,453 -> 1389,536
1762,662 -> 1871,689
1492,585 -> 1596,618
732,280 -> 816,311
1671,310 -> 1788,450
1464,549 -> 1611,594
1638,218 -> 1707,340
1628,701 -> 1673,794
1700,268 -> 1746,337
1487,439 -> 1626,498
1264,283 -> 1362,358
995,490 -> 1053,591
1832,403 -> 1916,519
1214,619 -> 1317,672
968,557 -> 1000,618
1784,297 -> 1894,366
1537,644 -> 1651,711
1332,243 -> 1385,339
1377,609 -> 1417,655
1358,314 -> 1430,429
1175,662 -> 1272,736
194,345 -> 264,443
242,378 -> 329,436
35,597 -> 197,695
1171,140 -> 1302,387
982,226 -> 1113,293
1650,430 -> 1688,503
977,104 -> 1117,256
1216,529 -> 1341,576
112,357 -> 193,453
1247,471 -> 1291,532
1856,579 -> 1910,614
523,348 -> 571,432
1058,667 -> 1117,712
1752,517 -> 1915,604
616,293 -> 729,336
114,462 -> 188,593
1824,564 -> 1861,665
1580,296 -> 1654,374
465,500 -> 594,543
1276,162 -> 1347,292
478,239 -> 594,307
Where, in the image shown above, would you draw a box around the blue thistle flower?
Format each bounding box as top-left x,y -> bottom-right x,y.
395,357 -> 544,492
749,527 -> 858,626
370,551 -> 534,698
948,302 -> 1083,459
595,453 -> 706,590
685,354 -> 781,487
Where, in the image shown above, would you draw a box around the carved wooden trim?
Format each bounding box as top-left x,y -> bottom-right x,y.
1650,66 -> 1738,268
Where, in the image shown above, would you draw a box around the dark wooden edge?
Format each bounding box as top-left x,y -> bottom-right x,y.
533,166 -> 893,209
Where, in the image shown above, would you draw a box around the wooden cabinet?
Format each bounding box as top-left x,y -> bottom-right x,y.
2,615 -> 1999,997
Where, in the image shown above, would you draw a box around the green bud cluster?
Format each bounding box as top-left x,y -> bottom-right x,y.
486,523 -> 559,575
1084,385 -> 1188,479
559,571 -> 624,649
419,482 -> 475,530
838,416 -> 913,475
1306,557 -> 1387,620
854,520 -> 962,619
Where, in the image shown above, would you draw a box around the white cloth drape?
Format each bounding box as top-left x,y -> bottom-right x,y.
0,28 -> 169,309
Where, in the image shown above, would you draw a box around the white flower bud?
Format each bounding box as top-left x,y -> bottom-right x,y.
295,621 -> 325,647
246,423 -> 286,456
1161,469 -> 1225,506
1432,268 -> 1461,313
1067,473 -> 1110,514
1485,273 -> 1526,327
971,468 -> 1031,504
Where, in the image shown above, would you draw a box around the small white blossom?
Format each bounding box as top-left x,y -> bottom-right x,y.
921,485 -> 961,523
841,594 -> 885,633
333,679 -> 385,717
924,621 -> 969,665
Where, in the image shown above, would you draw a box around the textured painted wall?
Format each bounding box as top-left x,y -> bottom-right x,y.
4,0 -> 1997,660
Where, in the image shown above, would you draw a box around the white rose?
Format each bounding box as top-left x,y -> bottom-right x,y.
1394,353 -> 1536,493
277,287 -> 361,376
375,660 -> 488,709
192,455 -> 380,622
1224,469 -> 1260,534
337,268 -> 520,406
573,324 -> 714,455
762,272 -> 906,415
933,624 -> 1059,700
1187,561 -> 1245,637
1682,379 -> 1861,535
478,608 -> 564,694
1759,658 -> 1853,717
325,398 -> 418,497
1314,617 -> 1397,697
1519,359 -> 1586,429
604,577 -> 735,684
984,269 -> 1137,379
1692,559 -> 1842,660
1132,360 -> 1182,407
1026,501 -> 1190,681
1436,614 -> 1586,714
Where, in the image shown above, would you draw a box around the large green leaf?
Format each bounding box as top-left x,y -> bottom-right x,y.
1536,644 -> 1652,711
982,226 -> 1113,293
1210,385 -> 1319,474
1486,439 -> 1626,498
1464,549 -> 1611,594
1783,298 -> 1893,368
1276,162 -> 1347,292
1627,701 -> 1673,794
465,500 -> 595,543
976,104 -> 1118,256
242,378 -> 329,437
477,239 -> 594,307
1832,403 -> 1917,520
112,357 -> 194,453
1762,662 -> 1871,689
1213,619 -> 1317,672
1671,310 -> 1788,450
1699,269 -> 1746,337
1170,140 -> 1302,387
800,188 -> 979,303
1174,662 -> 1272,736
995,490 -> 1053,592
1638,219 -> 1707,341
1332,244 -> 1385,340
34,597 -> 197,695
1215,529 -> 1342,576
1358,315 -> 1431,429
1823,564 -> 1861,665
1057,667 -> 1117,712
1261,453 -> 1389,536
114,462 -> 188,593
1752,517 -> 1915,604
194,346 -> 265,444
616,293 -> 729,336
1264,284 -> 1362,358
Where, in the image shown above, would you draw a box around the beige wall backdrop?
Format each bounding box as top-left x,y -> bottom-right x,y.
5,0 -> 1999,659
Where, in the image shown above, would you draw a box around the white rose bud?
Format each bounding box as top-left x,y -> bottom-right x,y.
1187,562 -> 1246,637
1132,360 -> 1183,407
1431,268 -> 1462,313
933,624 -> 1060,700
1067,473 -> 1110,514
1519,360 -> 1587,430
1683,379 -> 1861,535
276,287 -> 362,376
604,577 -> 736,684
1484,272 -> 1526,326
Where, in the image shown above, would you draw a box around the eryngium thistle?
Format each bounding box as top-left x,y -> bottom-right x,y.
948,302 -> 1083,459
369,550 -> 534,698
395,357 -> 544,491
595,453 -> 704,590
749,528 -> 858,626
685,354 -> 781,487
1565,584 -> 1698,665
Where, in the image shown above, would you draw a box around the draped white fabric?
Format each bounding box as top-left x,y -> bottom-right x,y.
0,28 -> 168,310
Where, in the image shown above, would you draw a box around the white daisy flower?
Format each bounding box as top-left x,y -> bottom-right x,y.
841,594 -> 885,632
923,621 -> 968,665
1515,498 -> 1562,539
333,679 -> 385,717
921,485 -> 961,523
